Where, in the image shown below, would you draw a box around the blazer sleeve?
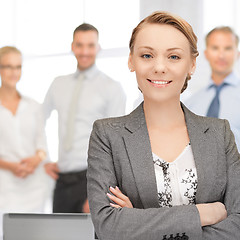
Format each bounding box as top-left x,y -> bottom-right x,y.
202,120 -> 240,239
87,120 -> 203,240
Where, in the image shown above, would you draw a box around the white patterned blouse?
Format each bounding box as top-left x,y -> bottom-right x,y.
152,143 -> 198,207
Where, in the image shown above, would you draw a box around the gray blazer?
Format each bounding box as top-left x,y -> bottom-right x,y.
87,103 -> 240,240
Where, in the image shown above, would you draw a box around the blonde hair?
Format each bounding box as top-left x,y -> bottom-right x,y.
0,46 -> 22,63
129,11 -> 199,93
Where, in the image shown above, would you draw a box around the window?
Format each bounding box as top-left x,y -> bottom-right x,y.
203,0 -> 240,39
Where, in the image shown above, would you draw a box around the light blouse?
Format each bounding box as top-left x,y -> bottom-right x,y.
153,143 -> 198,207
0,95 -> 49,212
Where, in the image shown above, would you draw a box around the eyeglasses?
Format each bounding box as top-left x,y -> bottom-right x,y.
0,65 -> 22,71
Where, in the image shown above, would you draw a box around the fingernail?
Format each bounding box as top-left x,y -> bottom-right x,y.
107,193 -> 111,197
115,186 -> 119,190
110,186 -> 115,191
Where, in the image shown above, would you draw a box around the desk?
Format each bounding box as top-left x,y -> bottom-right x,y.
0,212 -> 3,240
2,213 -> 95,240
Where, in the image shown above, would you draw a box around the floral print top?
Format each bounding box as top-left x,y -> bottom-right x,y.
153,143 -> 198,207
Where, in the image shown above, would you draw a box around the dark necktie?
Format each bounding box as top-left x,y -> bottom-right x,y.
206,83 -> 227,118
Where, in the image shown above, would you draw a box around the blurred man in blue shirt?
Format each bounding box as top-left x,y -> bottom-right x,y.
185,26 -> 240,150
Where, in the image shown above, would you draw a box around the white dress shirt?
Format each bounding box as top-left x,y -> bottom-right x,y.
153,143 -> 197,207
0,95 -> 49,212
43,64 -> 126,172
184,72 -> 240,151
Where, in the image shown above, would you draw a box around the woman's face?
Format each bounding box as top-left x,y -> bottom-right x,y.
0,52 -> 22,89
128,23 -> 196,104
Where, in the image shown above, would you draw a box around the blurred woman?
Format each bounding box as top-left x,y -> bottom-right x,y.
0,46 -> 49,212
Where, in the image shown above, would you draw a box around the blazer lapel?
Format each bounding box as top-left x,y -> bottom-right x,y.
182,104 -> 218,203
123,103 -> 159,209
122,103 -> 219,208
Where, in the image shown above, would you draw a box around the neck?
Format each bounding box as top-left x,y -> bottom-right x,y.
0,85 -> 19,100
211,71 -> 231,85
143,99 -> 185,129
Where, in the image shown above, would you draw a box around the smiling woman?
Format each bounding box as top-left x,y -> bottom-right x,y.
0,48 -> 22,92
0,46 -> 49,213
87,11 -> 240,240
128,23 -> 196,105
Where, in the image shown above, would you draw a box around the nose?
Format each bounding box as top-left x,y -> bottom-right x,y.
217,49 -> 226,59
153,57 -> 167,74
81,46 -> 91,55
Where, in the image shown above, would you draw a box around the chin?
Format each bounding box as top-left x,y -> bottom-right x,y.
78,63 -> 94,70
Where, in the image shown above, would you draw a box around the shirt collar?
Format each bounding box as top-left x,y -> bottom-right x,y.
74,64 -> 98,80
0,92 -> 29,113
208,71 -> 240,89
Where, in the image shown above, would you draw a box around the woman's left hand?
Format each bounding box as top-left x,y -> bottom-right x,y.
107,186 -> 133,209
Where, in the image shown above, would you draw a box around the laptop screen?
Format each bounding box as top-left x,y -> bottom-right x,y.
3,213 -> 95,240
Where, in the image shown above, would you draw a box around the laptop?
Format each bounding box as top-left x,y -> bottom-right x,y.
3,213 -> 95,240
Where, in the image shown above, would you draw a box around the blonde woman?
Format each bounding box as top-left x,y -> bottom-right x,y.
0,46 -> 48,212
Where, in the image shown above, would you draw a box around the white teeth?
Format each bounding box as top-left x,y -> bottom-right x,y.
151,80 -> 169,84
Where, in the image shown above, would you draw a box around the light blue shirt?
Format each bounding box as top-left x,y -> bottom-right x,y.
43,64 -> 126,172
184,72 -> 240,151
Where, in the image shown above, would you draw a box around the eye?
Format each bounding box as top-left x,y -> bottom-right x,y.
211,46 -> 218,50
169,55 -> 180,60
141,54 -> 152,59
76,43 -> 82,47
88,43 -> 96,48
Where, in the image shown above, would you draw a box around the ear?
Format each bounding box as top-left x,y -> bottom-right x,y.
189,58 -> 196,75
128,53 -> 135,72
97,43 -> 101,53
204,49 -> 209,61
71,42 -> 74,52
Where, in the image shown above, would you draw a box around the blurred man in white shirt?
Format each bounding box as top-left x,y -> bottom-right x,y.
43,23 -> 126,213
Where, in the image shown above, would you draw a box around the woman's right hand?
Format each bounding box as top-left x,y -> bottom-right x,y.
196,202 -> 227,226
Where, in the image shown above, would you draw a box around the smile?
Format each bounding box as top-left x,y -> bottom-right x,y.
147,79 -> 172,86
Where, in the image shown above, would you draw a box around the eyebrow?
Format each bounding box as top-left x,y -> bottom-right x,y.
138,46 -> 154,50
166,47 -> 184,51
138,46 -> 184,51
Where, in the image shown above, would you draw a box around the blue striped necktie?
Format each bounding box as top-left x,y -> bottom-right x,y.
206,83 -> 227,118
